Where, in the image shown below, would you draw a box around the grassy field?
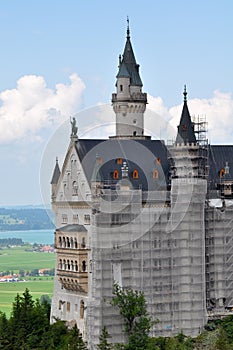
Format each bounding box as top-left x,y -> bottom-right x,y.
0,245 -> 56,317
0,280 -> 54,317
0,246 -> 55,272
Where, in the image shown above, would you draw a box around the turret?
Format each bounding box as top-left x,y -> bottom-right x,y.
171,87 -> 207,179
111,19 -> 148,139
51,157 -> 61,202
176,85 -> 196,145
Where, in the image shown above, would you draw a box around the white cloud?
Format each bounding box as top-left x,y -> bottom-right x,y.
1,74 -> 233,146
0,73 -> 85,143
146,90 -> 233,144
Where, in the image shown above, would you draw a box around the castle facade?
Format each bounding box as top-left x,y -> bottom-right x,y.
50,25 -> 233,348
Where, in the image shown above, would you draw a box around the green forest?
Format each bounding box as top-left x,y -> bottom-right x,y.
1,285 -> 233,350
0,208 -> 54,230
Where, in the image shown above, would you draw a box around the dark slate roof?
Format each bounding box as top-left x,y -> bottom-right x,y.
56,224 -> 87,232
91,156 -> 104,182
176,88 -> 196,145
50,159 -> 61,184
75,138 -> 233,193
76,139 -> 169,191
209,145 -> 233,189
117,61 -> 130,79
117,33 -> 142,86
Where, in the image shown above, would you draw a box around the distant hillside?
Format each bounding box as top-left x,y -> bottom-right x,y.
0,208 -> 54,231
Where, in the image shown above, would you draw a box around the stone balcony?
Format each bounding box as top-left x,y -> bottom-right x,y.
112,92 -> 147,103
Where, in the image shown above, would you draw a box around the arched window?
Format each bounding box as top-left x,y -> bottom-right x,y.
70,237 -> 74,248
132,169 -> 139,179
72,181 -> 78,195
113,170 -> 119,179
71,260 -> 74,271
133,131 -> 137,136
82,260 -> 86,272
59,259 -> 62,269
81,237 -> 86,248
80,300 -> 84,319
63,259 -> 66,270
67,260 -> 70,270
74,238 -> 78,249
59,300 -> 63,310
67,237 -> 70,248
75,261 -> 78,272
62,236 -> 66,248
58,236 -> 62,247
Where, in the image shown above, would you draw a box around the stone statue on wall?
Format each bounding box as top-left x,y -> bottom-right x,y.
70,117 -> 78,137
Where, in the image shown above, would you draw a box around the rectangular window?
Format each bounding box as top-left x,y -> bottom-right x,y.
67,302 -> 70,312
62,214 -> 68,224
84,214 -> 90,224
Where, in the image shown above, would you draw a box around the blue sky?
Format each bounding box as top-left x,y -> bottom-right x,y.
1,0 -> 233,206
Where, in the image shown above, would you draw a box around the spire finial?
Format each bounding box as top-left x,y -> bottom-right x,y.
183,85 -> 187,102
127,16 -> 130,38
56,156 -> 58,163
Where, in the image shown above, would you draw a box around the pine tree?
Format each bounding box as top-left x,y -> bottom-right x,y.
97,326 -> 112,350
67,324 -> 88,350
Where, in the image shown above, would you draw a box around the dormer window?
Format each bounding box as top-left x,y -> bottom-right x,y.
113,170 -> 119,179
116,158 -> 123,165
153,170 -> 159,179
132,169 -> 139,179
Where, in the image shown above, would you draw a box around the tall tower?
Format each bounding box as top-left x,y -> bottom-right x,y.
169,87 -> 207,336
111,20 -> 147,138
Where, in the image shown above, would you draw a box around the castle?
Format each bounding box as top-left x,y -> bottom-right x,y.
50,24 -> 233,348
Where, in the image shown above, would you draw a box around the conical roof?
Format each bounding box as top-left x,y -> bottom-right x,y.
176,86 -> 196,145
50,158 -> 61,184
116,23 -> 142,86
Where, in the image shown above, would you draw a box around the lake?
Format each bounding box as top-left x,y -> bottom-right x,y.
0,229 -> 54,244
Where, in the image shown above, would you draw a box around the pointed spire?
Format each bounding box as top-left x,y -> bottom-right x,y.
176,86 -> 197,145
183,84 -> 187,102
51,157 -> 61,184
116,20 -> 142,86
127,16 -> 130,38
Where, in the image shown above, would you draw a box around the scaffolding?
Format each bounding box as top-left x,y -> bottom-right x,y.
86,171 -> 209,348
193,114 -> 208,147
